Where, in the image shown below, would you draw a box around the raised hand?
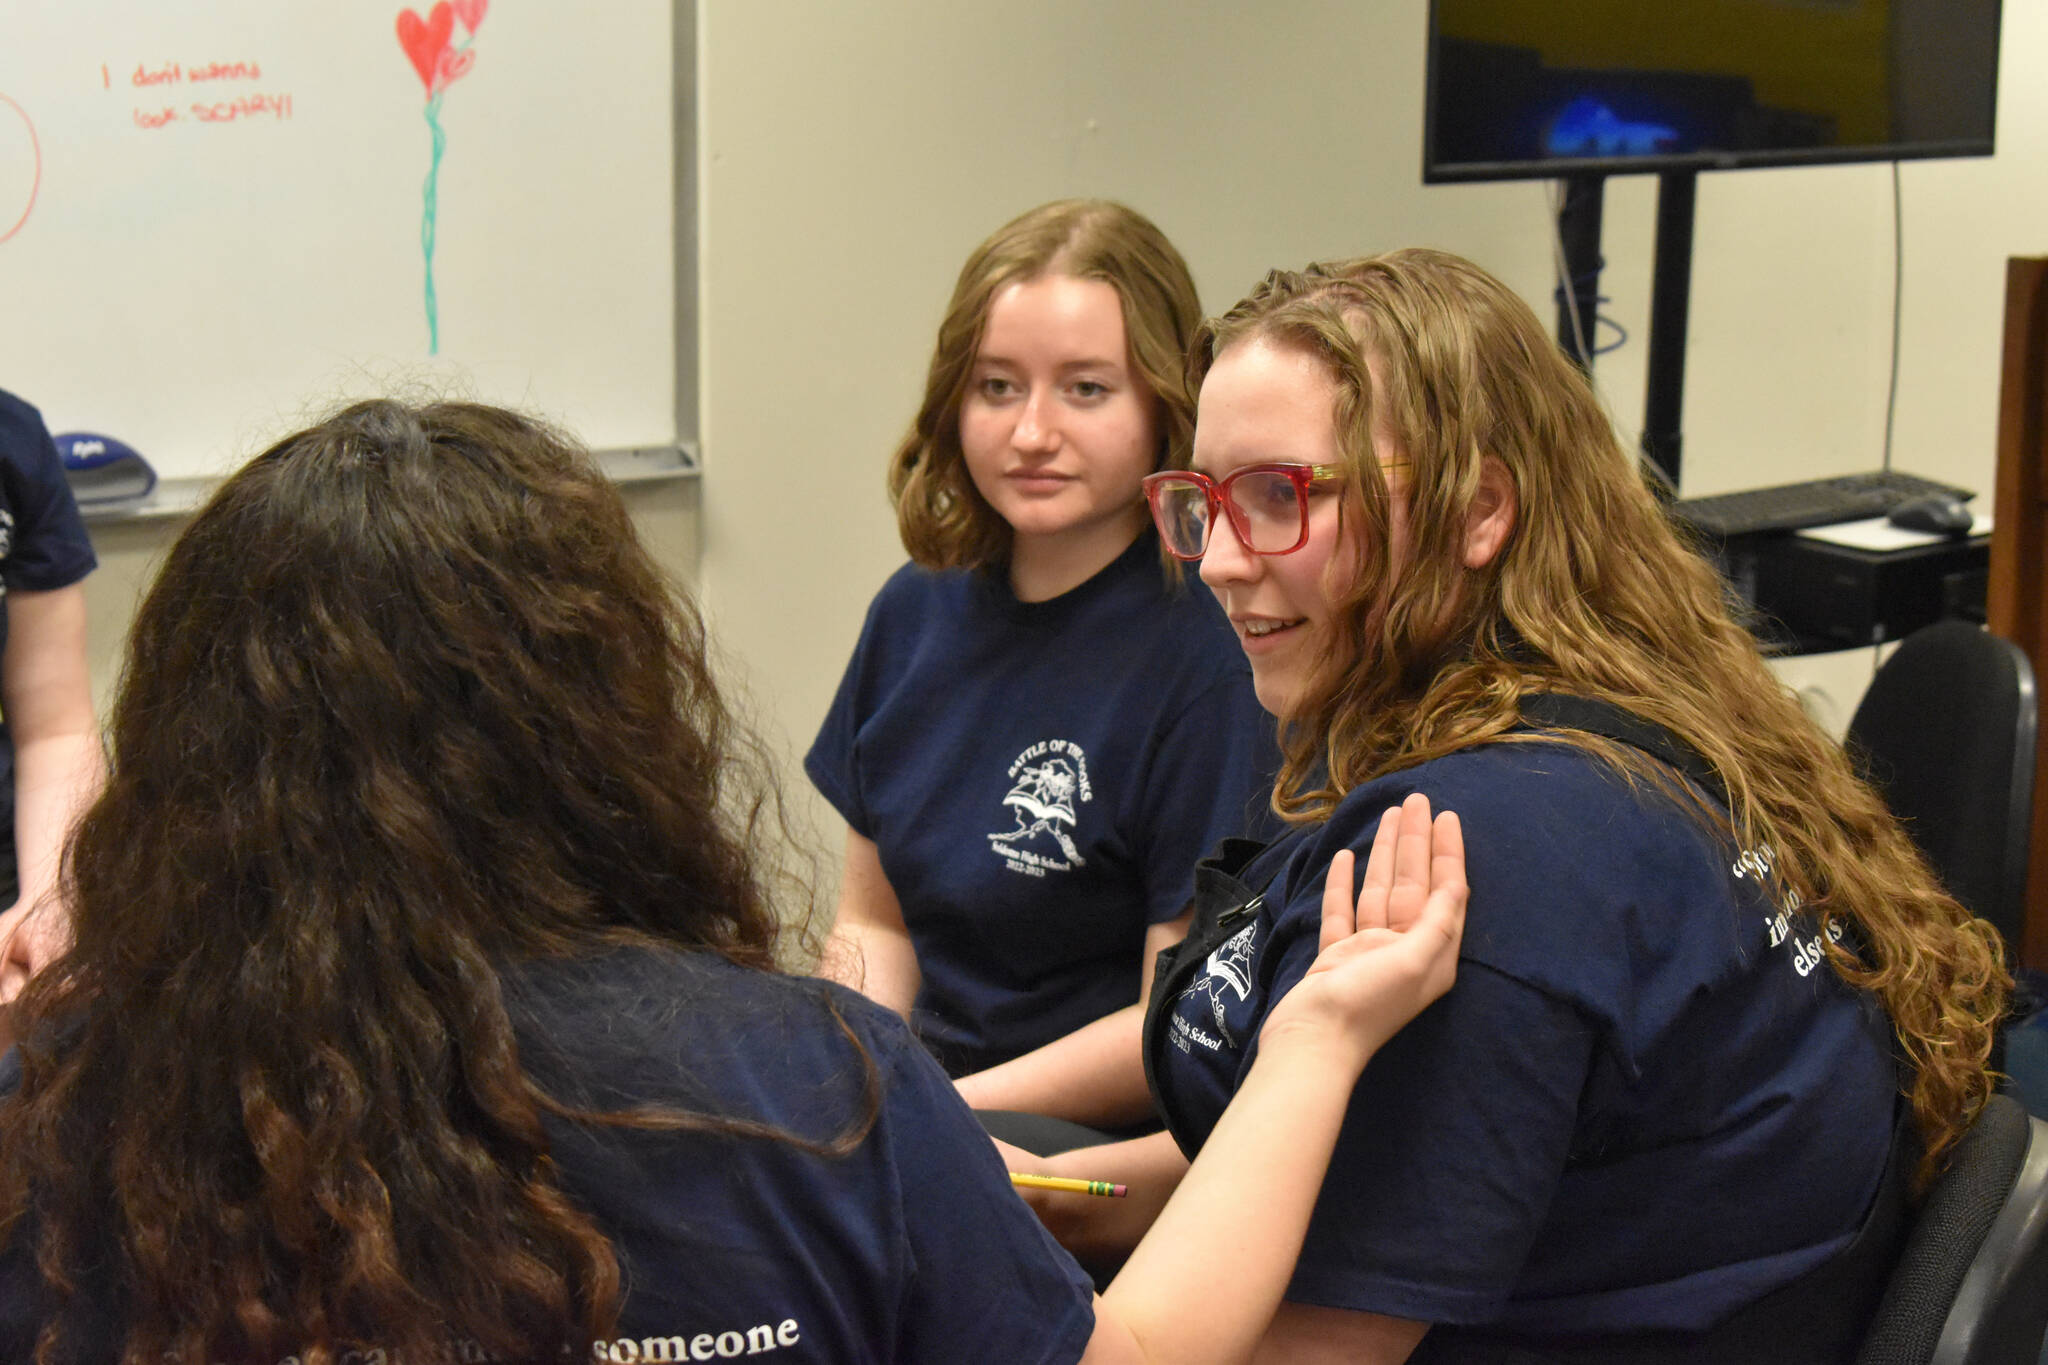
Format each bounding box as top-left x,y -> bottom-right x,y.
1257,792 -> 1467,1072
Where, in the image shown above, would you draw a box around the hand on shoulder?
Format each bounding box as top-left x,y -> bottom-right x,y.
1258,793 -> 1466,1072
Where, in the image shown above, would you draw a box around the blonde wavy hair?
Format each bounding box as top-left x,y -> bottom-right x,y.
889,199 -> 1203,570
1190,248 -> 2008,1186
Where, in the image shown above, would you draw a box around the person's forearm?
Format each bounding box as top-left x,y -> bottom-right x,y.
1090,1047 -> 1357,1363
1010,1130 -> 1188,1273
959,910 -> 1190,1125
954,1002 -> 1154,1127
11,728 -> 102,908
0,727 -> 102,1048
817,919 -> 920,1019
820,828 -> 922,1018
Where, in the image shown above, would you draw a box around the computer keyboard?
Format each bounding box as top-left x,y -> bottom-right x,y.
1670,470 -> 1975,538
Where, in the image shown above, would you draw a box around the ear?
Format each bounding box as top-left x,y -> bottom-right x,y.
1461,456 -> 1517,570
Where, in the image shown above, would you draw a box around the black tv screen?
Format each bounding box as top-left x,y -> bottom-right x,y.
1425,0 -> 2001,182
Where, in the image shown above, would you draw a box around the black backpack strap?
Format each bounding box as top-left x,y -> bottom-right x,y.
1142,833 -> 1304,1158
1516,693 -> 1730,814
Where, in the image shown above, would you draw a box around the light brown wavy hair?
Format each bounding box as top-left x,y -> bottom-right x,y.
0,402 -> 873,1364
1190,248 -> 2007,1186
889,198 -> 1203,569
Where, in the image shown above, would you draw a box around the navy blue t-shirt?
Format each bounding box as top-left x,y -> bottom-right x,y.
808,532 -> 1278,1075
0,391 -> 97,895
1153,739 -> 1897,1339
0,950 -> 1098,1363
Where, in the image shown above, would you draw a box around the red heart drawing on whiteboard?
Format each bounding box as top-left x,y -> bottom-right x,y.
395,3 -> 454,92
437,46 -> 475,85
451,0 -> 488,36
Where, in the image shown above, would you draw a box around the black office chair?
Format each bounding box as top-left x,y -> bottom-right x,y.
1845,621 -> 2038,951
1858,1094 -> 2048,1364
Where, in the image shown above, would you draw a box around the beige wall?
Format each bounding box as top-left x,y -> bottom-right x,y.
80,0 -> 2048,854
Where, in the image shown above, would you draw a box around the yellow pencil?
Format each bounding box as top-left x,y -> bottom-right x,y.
1010,1172 -> 1127,1198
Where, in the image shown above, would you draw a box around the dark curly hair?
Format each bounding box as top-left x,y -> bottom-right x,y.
0,401 -> 866,1364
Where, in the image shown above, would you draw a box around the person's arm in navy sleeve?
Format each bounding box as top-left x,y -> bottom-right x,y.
954,676 -> 1270,1126
808,582 -> 926,1020
818,828 -> 923,1019
1222,787 -> 1598,1363
0,584 -> 102,1017
1236,959 -> 1589,1362
1053,793 -> 1578,1364
0,397 -> 101,1033
1078,794 -> 1465,1364
883,1014 -> 1099,1363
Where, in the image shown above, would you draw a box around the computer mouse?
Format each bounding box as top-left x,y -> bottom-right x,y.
1886,494 -> 1976,536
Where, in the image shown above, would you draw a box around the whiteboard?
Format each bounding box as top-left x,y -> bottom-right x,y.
0,1 -> 677,481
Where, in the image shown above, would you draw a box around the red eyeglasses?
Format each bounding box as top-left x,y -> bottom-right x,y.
1142,462 -> 1347,561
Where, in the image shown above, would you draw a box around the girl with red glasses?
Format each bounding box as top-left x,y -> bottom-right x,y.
1106,249 -> 2006,1361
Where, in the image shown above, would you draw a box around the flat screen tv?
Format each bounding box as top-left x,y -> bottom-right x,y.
1425,0 -> 2001,184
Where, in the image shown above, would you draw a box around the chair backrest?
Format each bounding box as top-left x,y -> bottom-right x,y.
1858,1094 -> 2048,1365
1846,621 -> 2039,950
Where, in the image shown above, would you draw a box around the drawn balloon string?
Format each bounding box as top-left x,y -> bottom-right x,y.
395,0 -> 487,354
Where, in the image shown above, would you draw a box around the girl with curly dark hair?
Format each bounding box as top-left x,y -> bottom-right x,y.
0,398 -> 1464,1365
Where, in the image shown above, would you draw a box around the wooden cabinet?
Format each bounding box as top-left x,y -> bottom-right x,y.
1987,257 -> 2048,969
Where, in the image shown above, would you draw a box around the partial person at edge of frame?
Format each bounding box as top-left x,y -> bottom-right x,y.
807,199 -> 1279,1141
0,388 -> 103,1052
0,398 -> 1464,1364
1014,248 -> 2010,1362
